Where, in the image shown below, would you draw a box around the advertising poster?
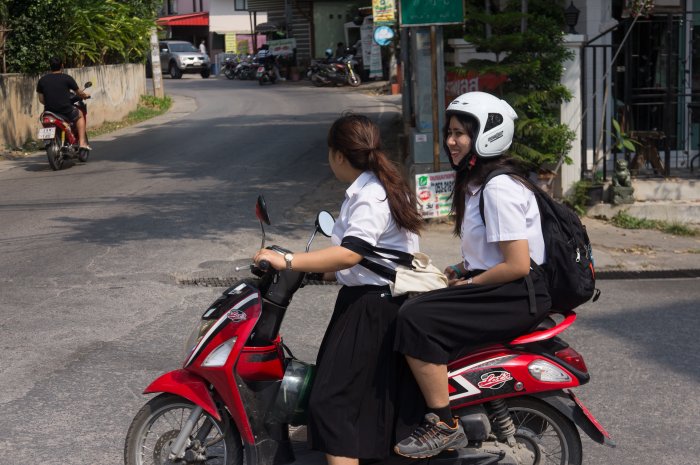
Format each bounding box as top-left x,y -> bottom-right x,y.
225,33 -> 236,53
372,0 -> 396,24
415,171 -> 455,218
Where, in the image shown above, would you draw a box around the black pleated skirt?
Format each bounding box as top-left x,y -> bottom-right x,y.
394,267 -> 552,365
307,285 -> 410,459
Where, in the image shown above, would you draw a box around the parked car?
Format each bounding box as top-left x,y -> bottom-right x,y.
158,40 -> 210,79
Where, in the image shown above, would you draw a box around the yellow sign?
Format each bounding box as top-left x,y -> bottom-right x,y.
373,0 -> 396,24
225,33 -> 236,53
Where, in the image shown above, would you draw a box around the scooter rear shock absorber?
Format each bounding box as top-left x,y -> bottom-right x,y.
489,399 -> 516,446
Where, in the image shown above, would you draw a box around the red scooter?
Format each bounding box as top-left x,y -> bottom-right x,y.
124,196 -> 613,465
38,81 -> 92,170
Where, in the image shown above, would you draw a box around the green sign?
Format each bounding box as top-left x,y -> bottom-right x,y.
400,0 -> 464,27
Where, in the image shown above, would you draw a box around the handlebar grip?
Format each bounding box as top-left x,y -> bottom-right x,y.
258,260 -> 270,272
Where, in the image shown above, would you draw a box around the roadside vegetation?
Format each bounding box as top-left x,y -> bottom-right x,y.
607,211 -> 698,237
88,95 -> 172,138
1,0 -> 160,74
447,0 -> 575,173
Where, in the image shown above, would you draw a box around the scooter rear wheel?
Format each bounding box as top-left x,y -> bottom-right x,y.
47,133 -> 64,171
506,397 -> 582,465
124,393 -> 243,465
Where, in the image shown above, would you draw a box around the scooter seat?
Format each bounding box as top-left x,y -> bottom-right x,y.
41,111 -> 69,122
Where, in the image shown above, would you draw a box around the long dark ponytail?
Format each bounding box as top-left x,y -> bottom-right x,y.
328,114 -> 422,234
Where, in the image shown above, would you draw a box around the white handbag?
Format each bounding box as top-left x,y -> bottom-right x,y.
389,252 -> 448,296
347,240 -> 448,297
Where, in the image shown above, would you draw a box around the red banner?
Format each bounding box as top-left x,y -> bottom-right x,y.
445,70 -> 507,103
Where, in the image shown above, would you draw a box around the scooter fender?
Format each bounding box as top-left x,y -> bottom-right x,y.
533,390 -> 615,447
144,369 -> 221,421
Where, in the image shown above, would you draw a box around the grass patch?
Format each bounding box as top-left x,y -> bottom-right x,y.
609,210 -> 699,237
88,95 -> 172,138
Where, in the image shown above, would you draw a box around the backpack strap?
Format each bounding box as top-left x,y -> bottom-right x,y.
477,169 -> 538,315
340,236 -> 414,282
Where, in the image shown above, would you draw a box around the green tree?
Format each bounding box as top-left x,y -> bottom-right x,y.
5,0 -> 160,74
458,0 -> 575,172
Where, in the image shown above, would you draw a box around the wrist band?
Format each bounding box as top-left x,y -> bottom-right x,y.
450,265 -> 463,279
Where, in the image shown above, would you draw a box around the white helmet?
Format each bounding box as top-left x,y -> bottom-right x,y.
445,91 -> 518,158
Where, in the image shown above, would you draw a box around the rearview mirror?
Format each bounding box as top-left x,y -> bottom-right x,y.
84,81 -> 93,88
255,195 -> 270,225
316,211 -> 334,237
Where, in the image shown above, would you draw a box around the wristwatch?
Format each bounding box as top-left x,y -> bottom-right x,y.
284,253 -> 294,270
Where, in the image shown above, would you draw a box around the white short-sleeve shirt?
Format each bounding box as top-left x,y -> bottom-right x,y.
460,174 -> 545,271
333,171 -> 420,286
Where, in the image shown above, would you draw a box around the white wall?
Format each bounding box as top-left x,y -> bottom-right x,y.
210,0 -> 266,33
171,0 -> 211,14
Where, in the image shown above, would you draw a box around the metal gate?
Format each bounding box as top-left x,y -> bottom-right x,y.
581,9 -> 700,179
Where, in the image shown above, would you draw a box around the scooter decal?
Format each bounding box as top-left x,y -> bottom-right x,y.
225,294 -> 257,323
448,374 -> 481,401
477,371 -> 513,389
227,309 -> 247,323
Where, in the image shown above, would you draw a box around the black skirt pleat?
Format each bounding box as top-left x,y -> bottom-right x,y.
307,285 -> 408,459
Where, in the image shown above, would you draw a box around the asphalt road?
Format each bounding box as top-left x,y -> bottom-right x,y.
0,76 -> 698,465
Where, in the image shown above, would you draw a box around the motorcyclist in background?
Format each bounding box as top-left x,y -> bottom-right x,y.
256,44 -> 284,81
36,57 -> 90,151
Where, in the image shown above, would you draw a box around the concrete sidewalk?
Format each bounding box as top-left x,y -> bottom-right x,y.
419,217 -> 699,276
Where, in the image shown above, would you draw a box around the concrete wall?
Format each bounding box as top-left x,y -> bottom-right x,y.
1,63 -> 147,149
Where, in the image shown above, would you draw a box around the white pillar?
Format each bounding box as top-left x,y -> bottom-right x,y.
559,34 -> 586,197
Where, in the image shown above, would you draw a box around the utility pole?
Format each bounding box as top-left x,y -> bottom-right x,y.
149,28 -> 164,99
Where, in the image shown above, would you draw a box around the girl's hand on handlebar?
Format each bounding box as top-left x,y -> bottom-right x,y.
253,249 -> 285,271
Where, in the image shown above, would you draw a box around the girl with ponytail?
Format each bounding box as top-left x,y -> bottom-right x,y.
254,114 -> 422,465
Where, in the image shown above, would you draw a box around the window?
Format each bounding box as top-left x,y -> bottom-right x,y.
235,0 -> 248,11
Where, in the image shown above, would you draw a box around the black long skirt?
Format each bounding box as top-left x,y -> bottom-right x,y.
394,267 -> 552,365
307,285 -> 409,459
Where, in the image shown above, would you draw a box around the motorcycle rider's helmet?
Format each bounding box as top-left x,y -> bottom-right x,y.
325,48 -> 333,59
445,91 -> 518,160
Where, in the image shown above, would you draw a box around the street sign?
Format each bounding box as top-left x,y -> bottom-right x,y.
400,0 -> 464,27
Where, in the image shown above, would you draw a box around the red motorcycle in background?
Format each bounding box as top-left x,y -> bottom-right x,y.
123,196 -> 614,465
38,81 -> 92,170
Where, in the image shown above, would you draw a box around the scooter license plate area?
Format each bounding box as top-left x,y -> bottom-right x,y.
38,127 -> 56,139
568,390 -> 612,440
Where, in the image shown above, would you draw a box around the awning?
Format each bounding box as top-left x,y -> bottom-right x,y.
157,12 -> 209,27
255,22 -> 280,33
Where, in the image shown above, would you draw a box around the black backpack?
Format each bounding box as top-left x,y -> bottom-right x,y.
479,169 -> 600,311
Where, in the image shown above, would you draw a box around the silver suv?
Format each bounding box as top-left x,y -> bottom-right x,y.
159,40 -> 210,79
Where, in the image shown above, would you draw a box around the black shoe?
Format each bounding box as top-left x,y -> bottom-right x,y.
394,413 -> 468,458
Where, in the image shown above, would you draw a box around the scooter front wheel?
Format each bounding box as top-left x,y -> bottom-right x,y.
124,393 -> 243,465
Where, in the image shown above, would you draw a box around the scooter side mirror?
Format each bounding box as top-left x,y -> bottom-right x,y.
256,195 -> 271,225
315,211 -> 335,237
84,81 -> 93,88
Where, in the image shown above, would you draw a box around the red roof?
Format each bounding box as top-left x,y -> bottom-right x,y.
157,12 -> 209,27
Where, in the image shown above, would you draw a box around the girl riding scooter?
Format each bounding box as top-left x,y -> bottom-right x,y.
394,92 -> 552,458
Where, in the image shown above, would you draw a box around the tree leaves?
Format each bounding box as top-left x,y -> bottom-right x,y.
5,0 -> 159,73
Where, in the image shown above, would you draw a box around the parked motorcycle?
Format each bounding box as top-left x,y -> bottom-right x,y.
38,81 -> 93,171
310,54 -> 361,87
233,57 -> 257,80
222,56 -> 239,80
124,196 -> 613,465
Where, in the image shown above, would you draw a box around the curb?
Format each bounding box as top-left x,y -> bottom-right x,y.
596,268 -> 700,280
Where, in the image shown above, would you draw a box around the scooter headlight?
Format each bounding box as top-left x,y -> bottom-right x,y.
528,359 -> 572,383
202,337 -> 237,367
